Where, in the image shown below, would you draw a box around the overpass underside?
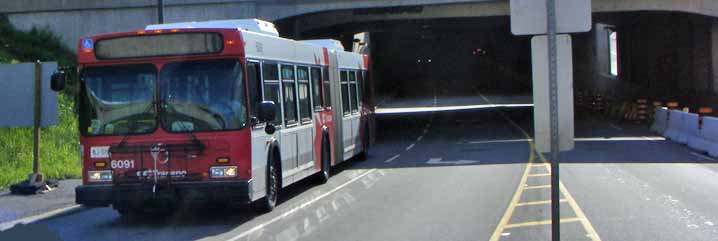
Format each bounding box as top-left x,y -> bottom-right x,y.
283,10 -> 718,113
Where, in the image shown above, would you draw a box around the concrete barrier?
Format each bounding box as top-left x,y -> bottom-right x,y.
683,113 -> 703,148
663,109 -> 684,142
702,117 -> 718,157
650,107 -> 668,134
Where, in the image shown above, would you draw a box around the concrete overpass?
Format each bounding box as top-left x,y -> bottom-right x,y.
3,0 -> 718,110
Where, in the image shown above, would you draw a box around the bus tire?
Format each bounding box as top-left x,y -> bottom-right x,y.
254,151 -> 280,213
317,136 -> 331,184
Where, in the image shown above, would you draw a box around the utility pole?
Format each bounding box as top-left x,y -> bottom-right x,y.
157,0 -> 164,24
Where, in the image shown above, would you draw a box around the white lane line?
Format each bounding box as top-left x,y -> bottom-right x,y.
468,139 -> 531,144
384,154 -> 401,163
690,152 -> 717,161
0,205 -> 84,231
405,144 -> 415,151
226,169 -> 377,241
423,129 -> 429,134
417,136 -> 423,142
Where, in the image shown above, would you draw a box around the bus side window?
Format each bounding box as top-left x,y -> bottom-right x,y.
247,62 -> 262,126
358,70 -> 366,105
297,66 -> 312,123
281,64 -> 298,125
262,62 -> 282,126
349,70 -> 358,113
323,67 -> 332,108
310,67 -> 322,111
340,70 -> 350,115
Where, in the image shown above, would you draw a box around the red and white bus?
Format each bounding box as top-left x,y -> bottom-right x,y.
51,19 -> 375,214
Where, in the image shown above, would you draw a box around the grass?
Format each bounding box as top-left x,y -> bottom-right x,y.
0,15 -> 80,189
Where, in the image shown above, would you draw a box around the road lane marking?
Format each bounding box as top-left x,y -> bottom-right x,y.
488,146 -> 534,241
515,199 -> 568,207
417,136 -> 423,142
468,139 -> 531,145
0,204 -> 84,231
524,185 -> 551,190
384,154 -> 401,163
226,169 -> 377,241
690,152 -> 717,161
504,217 -> 584,229
405,144 -> 415,151
422,129 -> 429,134
426,158 -> 479,165
481,93 -> 603,241
527,173 -> 551,177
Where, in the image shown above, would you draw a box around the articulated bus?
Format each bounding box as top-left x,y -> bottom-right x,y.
50,19 -> 375,215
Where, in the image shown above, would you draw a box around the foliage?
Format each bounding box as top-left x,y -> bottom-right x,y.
0,15 -> 80,189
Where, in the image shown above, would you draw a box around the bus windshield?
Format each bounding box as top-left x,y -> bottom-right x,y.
79,64 -> 157,136
160,59 -> 247,132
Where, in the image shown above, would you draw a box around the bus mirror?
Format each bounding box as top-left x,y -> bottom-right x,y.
50,71 -> 66,92
258,101 -> 276,123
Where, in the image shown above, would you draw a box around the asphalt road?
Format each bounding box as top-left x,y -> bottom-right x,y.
2,95 -> 718,241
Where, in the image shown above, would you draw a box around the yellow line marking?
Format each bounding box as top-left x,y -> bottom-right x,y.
527,173 -> 551,177
524,185 -> 551,190
515,199 -> 567,207
531,163 -> 550,167
504,217 -> 583,229
488,141 -> 534,241
480,93 -> 603,241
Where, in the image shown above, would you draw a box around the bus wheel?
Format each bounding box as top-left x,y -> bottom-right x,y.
255,157 -> 279,213
318,140 -> 331,184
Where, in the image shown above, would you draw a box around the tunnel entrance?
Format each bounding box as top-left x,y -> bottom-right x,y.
278,11 -> 718,143
368,17 -> 532,99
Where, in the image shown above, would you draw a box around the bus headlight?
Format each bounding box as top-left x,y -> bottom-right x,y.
88,170 -> 112,182
210,166 -> 237,178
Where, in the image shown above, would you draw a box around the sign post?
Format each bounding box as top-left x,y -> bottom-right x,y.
2,61 -> 60,194
510,0 -> 590,240
545,0 -> 561,239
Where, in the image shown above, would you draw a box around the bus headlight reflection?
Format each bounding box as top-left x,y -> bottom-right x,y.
210,166 -> 237,178
88,170 -> 112,182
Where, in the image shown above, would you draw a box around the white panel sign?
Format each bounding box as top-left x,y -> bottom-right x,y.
510,0 -> 591,35
0,62 -> 59,127
531,35 -> 574,153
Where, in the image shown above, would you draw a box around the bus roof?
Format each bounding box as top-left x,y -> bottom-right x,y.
145,19 -> 279,37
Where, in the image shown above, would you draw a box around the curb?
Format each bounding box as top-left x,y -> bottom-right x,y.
0,205 -> 86,232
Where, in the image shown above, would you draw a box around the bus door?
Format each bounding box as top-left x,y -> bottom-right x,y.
295,66 -> 315,174
340,70 -> 355,159
279,64 -> 299,185
348,70 -> 362,153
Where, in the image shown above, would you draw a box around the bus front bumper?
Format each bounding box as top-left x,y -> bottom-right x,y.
75,180 -> 253,207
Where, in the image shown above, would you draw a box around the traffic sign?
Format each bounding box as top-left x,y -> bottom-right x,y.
531,35 -> 575,153
510,0 -> 592,35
